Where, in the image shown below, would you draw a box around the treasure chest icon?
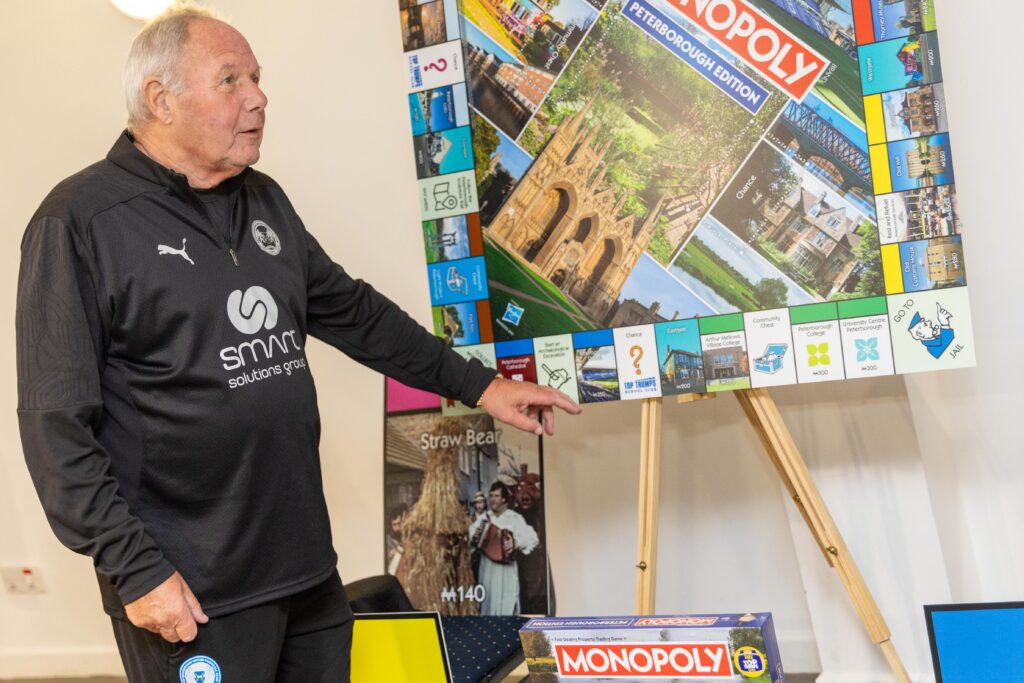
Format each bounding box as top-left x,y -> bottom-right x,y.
754,343 -> 788,374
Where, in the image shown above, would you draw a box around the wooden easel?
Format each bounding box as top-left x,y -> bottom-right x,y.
634,389 -> 911,683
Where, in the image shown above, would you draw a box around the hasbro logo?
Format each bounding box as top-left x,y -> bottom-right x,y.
502,302 -> 525,326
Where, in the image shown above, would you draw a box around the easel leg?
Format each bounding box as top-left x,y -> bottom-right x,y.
635,397 -> 662,614
734,388 -> 911,683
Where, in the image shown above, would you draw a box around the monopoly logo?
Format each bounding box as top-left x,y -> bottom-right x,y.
554,642 -> 731,678
666,0 -> 827,100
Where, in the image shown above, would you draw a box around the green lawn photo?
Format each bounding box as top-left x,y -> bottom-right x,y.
485,236 -> 597,341
421,221 -> 442,263
673,237 -> 762,311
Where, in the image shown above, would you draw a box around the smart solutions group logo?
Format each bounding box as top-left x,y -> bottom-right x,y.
219,285 -> 307,386
226,285 -> 278,334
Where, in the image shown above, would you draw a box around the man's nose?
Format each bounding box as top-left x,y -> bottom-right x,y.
247,81 -> 268,111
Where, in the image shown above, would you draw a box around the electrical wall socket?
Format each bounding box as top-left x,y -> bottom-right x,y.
1,566 -> 46,594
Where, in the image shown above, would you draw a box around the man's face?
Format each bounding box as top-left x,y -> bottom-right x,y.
168,19 -> 267,177
489,489 -> 506,512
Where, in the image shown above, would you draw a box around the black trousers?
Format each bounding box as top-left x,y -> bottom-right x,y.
111,571 -> 354,683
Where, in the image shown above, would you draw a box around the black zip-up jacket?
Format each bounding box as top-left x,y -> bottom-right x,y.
16,132 -> 496,617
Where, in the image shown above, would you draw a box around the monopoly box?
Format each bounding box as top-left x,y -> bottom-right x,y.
519,614 -> 784,682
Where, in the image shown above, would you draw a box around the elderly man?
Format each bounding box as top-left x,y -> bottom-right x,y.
15,5 -> 578,682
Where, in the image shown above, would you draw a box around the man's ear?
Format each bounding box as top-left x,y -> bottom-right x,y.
142,76 -> 173,125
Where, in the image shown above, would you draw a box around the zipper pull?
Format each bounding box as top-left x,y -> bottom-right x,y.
229,248 -> 239,267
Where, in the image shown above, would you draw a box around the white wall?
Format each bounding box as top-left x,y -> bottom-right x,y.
0,5 -> 156,676
904,0 -> 1024,606
0,0 -> 1020,680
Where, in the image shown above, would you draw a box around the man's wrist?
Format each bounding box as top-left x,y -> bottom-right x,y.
476,373 -> 503,408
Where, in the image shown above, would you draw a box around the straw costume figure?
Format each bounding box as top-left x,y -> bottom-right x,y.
401,416 -> 480,615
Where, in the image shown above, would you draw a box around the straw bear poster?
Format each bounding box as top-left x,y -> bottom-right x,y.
384,378 -> 550,616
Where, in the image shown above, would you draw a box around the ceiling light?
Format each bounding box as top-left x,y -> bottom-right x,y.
110,0 -> 177,21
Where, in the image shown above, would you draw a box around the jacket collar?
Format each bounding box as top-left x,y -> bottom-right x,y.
106,130 -> 252,196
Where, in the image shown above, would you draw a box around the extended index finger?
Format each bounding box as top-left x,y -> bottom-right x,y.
538,386 -> 581,414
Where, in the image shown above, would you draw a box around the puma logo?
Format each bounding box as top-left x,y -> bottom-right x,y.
157,238 -> 195,265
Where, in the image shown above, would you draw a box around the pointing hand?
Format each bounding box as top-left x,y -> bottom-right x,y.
478,376 -> 581,436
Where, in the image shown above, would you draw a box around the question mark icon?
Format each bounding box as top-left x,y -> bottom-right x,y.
423,58 -> 448,73
629,345 -> 643,376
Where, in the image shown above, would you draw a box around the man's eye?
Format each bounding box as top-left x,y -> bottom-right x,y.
222,75 -> 236,85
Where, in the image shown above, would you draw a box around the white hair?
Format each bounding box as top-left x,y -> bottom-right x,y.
123,2 -> 227,133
